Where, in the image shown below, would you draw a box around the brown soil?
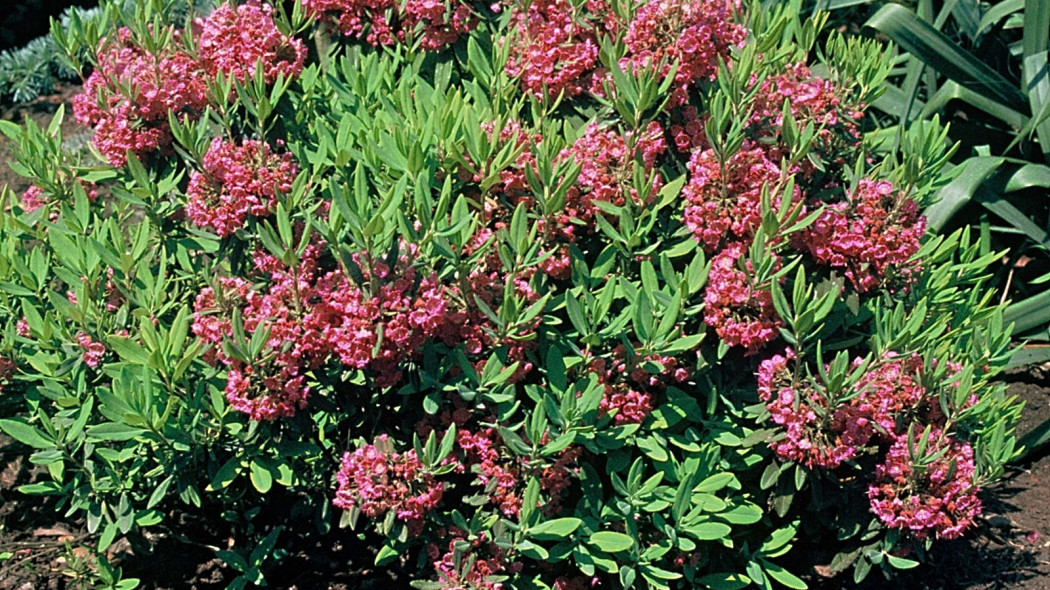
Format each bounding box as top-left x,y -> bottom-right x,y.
0,81 -> 84,199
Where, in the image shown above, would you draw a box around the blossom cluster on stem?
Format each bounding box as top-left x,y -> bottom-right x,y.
757,350 -> 983,539
74,2 -> 304,166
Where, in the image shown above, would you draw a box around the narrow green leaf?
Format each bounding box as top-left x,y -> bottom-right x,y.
866,4 -> 1028,112
589,531 -> 634,553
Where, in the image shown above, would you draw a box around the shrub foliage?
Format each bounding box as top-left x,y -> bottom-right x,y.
0,0 -> 1024,588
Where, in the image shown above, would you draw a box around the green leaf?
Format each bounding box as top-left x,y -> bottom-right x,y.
147,475 -> 174,510
762,561 -> 808,589
376,543 -> 399,566
106,336 -> 151,365
925,157 -> 1003,230
250,460 -> 273,493
1005,290 -> 1050,334
1022,0 -> 1050,160
866,4 -> 1028,112
0,419 -> 54,449
529,517 -> 582,541
695,572 -> 750,590
695,473 -> 735,493
207,457 -> 243,491
589,531 -> 635,553
886,554 -> 920,569
86,423 -> 146,441
687,522 -> 732,540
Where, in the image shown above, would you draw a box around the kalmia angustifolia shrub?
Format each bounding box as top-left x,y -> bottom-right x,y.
0,0 -> 1022,589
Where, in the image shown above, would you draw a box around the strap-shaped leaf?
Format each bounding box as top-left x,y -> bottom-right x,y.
1005,289 -> 1050,334
866,4 -> 1028,113
976,0 -> 1023,38
1022,0 -> 1050,160
920,80 -> 1026,128
925,156 -> 1003,230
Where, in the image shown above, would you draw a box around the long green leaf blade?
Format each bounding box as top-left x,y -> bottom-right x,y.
1022,0 -> 1050,160
866,4 -> 1029,113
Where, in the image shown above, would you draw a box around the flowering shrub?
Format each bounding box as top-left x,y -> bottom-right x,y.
0,0 -> 1023,588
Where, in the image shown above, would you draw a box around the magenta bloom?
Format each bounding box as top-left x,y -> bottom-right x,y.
73,28 -> 208,166
185,139 -> 298,236
197,0 -> 307,84
799,179 -> 926,292
504,0 -> 613,99
868,430 -> 981,540
76,332 -> 106,368
620,0 -> 745,106
334,436 -> 442,536
303,0 -> 475,49
703,244 -> 781,354
684,143 -> 797,253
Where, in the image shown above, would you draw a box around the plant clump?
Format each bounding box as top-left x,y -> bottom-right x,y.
0,0 -> 1022,588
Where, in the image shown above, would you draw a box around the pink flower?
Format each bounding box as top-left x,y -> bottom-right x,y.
73,27 -> 208,166
757,349 -> 857,468
798,179 -> 926,292
185,138 -> 298,236
430,532 -> 511,590
197,1 -> 306,84
565,121 -> 667,226
503,0 -> 614,99
191,240 -> 470,418
224,363 -> 309,420
334,435 -> 442,536
868,430 -> 981,540
76,332 -> 105,367
683,142 -> 799,252
619,0 -> 745,106
748,62 -> 862,164
303,0 -> 475,49
0,357 -> 16,392
703,244 -> 781,354
591,345 -> 688,424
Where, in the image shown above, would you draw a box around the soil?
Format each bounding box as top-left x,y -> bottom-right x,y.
3,88 -> 1050,590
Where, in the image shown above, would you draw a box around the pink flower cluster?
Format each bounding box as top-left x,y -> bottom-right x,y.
0,357 -> 16,393
748,63 -> 863,164
456,426 -> 525,516
302,0 -> 474,49
799,179 -> 926,292
677,61 -> 916,354
759,352 -> 930,469
758,351 -> 984,539
472,119 -> 667,280
192,243 -> 462,418
703,245 -> 782,355
683,142 -> 796,253
413,408 -> 581,519
185,139 -> 298,236
20,180 -> 99,216
503,0 -> 614,99
74,27 -> 209,166
757,349 -> 850,467
74,2 -> 305,166
591,345 -> 689,424
567,122 -> 667,224
667,105 -> 706,153
196,0 -> 306,84
868,430 -> 981,540
76,332 -> 106,367
620,0 -> 745,106
503,0 -> 742,103
333,435 -> 443,536
428,531 -> 516,590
